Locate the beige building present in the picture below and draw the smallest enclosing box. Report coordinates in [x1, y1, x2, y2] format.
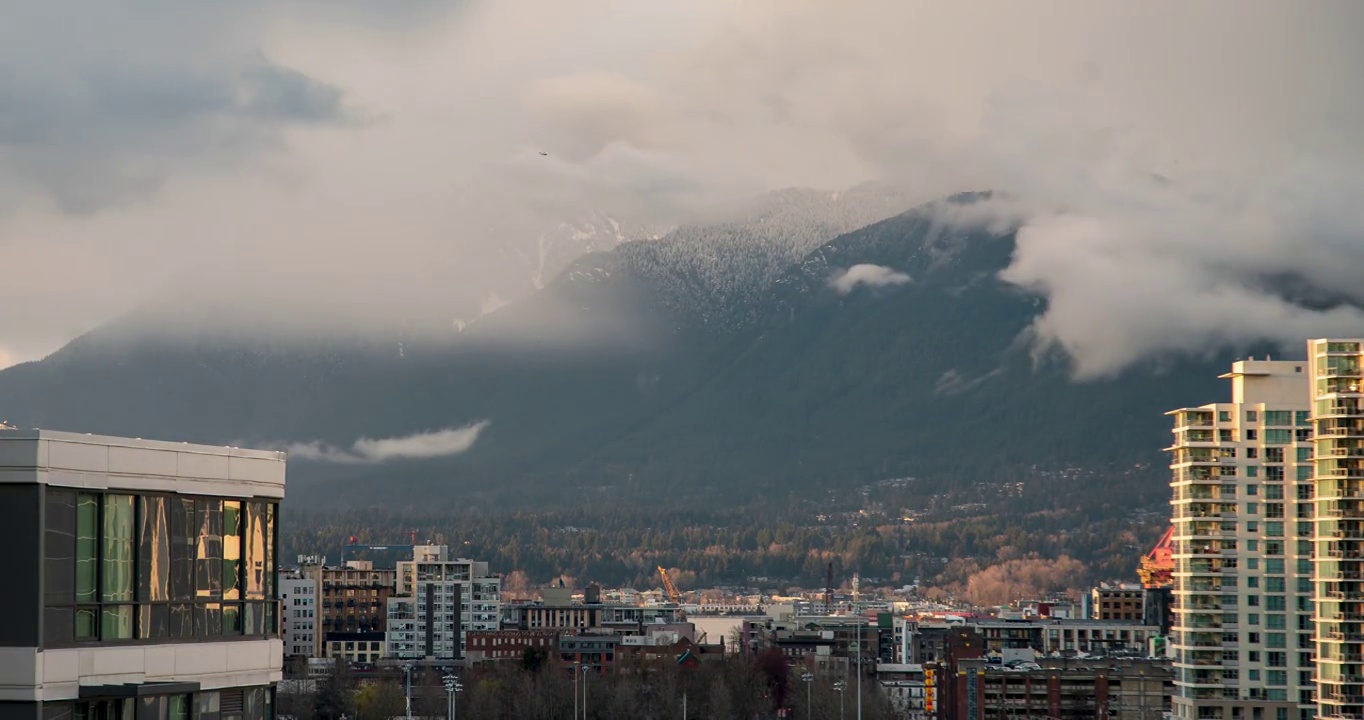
[1167, 359, 1315, 720]
[1310, 339, 1364, 720]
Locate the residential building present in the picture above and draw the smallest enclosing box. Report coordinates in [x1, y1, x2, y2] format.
[559, 635, 620, 674]
[1091, 583, 1146, 621]
[1167, 359, 1316, 720]
[0, 429, 284, 720]
[280, 576, 318, 658]
[969, 618, 1159, 656]
[1310, 339, 1364, 720]
[875, 664, 929, 720]
[465, 629, 560, 664]
[322, 631, 384, 665]
[385, 545, 500, 661]
[954, 655, 1172, 720]
[312, 561, 394, 636]
[499, 584, 687, 635]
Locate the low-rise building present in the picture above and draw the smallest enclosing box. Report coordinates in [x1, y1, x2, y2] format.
[954, 655, 1172, 720]
[1091, 583, 1146, 621]
[465, 629, 560, 664]
[323, 631, 385, 665]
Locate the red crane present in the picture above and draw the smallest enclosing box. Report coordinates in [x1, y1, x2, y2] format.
[1138, 526, 1175, 589]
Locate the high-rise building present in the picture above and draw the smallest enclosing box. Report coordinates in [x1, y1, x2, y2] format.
[385, 545, 500, 661]
[1167, 359, 1316, 720]
[0, 429, 284, 720]
[280, 575, 317, 658]
[1309, 339, 1364, 720]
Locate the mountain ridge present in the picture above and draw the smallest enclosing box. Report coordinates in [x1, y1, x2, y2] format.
[0, 191, 1259, 510]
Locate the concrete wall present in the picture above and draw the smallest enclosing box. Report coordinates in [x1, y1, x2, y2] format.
[0, 639, 283, 702]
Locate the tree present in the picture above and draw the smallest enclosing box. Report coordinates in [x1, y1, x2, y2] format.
[314, 661, 354, 720]
[521, 646, 548, 673]
[354, 680, 405, 720]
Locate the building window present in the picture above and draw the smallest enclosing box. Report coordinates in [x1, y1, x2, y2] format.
[43, 490, 278, 647]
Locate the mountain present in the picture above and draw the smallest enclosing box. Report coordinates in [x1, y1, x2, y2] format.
[0, 191, 1244, 510]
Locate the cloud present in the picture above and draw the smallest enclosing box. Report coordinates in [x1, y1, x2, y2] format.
[0, 1, 1361, 375]
[830, 264, 912, 295]
[273, 422, 490, 464]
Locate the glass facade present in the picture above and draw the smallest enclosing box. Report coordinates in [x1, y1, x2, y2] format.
[43, 488, 278, 647]
[40, 687, 272, 720]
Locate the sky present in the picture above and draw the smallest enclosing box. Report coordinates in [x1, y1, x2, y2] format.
[2, 1, 1363, 375]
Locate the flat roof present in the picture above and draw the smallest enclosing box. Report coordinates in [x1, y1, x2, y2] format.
[0, 428, 286, 499]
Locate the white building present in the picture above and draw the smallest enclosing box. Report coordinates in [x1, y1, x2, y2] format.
[1309, 339, 1364, 720]
[0, 429, 285, 720]
[385, 545, 500, 660]
[1167, 359, 1315, 720]
[280, 576, 318, 658]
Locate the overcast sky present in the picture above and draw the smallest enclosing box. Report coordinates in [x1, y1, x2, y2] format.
[2, 1, 1362, 374]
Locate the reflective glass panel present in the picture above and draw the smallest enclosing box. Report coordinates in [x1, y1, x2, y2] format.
[138, 496, 169, 601]
[223, 501, 241, 600]
[195, 500, 223, 599]
[169, 499, 195, 601]
[102, 496, 135, 603]
[245, 504, 265, 600]
[76, 494, 99, 603]
[101, 605, 133, 640]
[45, 489, 76, 605]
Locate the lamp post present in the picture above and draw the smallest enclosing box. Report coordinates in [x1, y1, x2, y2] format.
[849, 641, 862, 720]
[442, 674, 462, 720]
[801, 672, 814, 718]
[402, 664, 414, 720]
[833, 680, 847, 720]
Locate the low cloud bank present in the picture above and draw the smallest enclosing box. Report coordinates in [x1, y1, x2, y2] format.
[273, 422, 491, 464]
[830, 264, 912, 295]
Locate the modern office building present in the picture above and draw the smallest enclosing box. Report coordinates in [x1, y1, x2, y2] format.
[0, 429, 284, 720]
[279, 576, 317, 659]
[1167, 359, 1316, 720]
[1309, 339, 1364, 720]
[385, 545, 500, 661]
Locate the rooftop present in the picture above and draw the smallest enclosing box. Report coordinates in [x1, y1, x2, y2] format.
[0, 428, 286, 498]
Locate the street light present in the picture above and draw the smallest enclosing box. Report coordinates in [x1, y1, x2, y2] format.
[801, 672, 814, 719]
[833, 680, 847, 720]
[402, 664, 415, 720]
[849, 641, 862, 720]
[442, 674, 463, 720]
[572, 661, 590, 720]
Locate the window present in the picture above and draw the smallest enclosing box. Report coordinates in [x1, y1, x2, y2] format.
[1264, 411, 1292, 426]
[1295, 411, 1311, 426]
[1247, 411, 1259, 422]
[1220, 411, 1232, 422]
[1296, 447, 1312, 462]
[1265, 429, 1292, 445]
[1247, 429, 1258, 440]
[42, 489, 278, 646]
[1297, 466, 1312, 481]
[1247, 467, 1259, 479]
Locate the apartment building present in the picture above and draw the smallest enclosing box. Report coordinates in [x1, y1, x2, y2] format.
[385, 545, 501, 661]
[311, 561, 394, 636]
[0, 430, 284, 720]
[1092, 583, 1146, 621]
[280, 576, 317, 658]
[1167, 359, 1316, 720]
[1309, 339, 1364, 720]
[954, 656, 1172, 720]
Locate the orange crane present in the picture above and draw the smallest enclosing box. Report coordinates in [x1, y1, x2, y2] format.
[1137, 526, 1175, 589]
[657, 566, 682, 605]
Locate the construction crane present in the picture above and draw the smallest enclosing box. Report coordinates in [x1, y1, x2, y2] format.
[657, 566, 682, 605]
[1137, 526, 1175, 589]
